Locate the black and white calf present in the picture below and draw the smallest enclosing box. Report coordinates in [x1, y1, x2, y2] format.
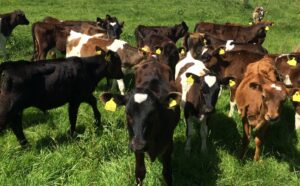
[0, 10, 29, 59]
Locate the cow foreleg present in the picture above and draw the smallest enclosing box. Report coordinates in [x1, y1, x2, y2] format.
[85, 95, 101, 129]
[241, 118, 250, 159]
[184, 117, 193, 155]
[200, 116, 208, 153]
[253, 125, 267, 161]
[162, 142, 173, 186]
[68, 102, 80, 136]
[0, 34, 8, 60]
[10, 112, 28, 146]
[135, 152, 146, 186]
[228, 88, 236, 117]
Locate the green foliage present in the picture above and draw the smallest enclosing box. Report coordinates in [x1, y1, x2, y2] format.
[0, 0, 300, 185]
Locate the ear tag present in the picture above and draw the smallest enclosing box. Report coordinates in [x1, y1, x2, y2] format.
[203, 39, 207, 45]
[219, 48, 225, 55]
[104, 98, 117, 112]
[229, 79, 236, 87]
[292, 92, 300, 102]
[105, 54, 111, 62]
[180, 49, 185, 55]
[187, 75, 194, 85]
[141, 46, 150, 53]
[96, 50, 102, 55]
[287, 57, 297, 67]
[168, 98, 177, 108]
[155, 48, 161, 55]
[265, 26, 270, 31]
[249, 22, 253, 25]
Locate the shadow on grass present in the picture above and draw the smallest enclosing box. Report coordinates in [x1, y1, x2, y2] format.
[22, 109, 52, 129]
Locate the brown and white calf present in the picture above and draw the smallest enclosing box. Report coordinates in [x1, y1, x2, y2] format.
[101, 60, 181, 186]
[235, 62, 287, 161]
[175, 51, 221, 154]
[0, 10, 29, 59]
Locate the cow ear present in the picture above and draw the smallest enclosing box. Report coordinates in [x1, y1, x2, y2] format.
[100, 92, 127, 107]
[219, 76, 236, 86]
[249, 82, 263, 91]
[95, 46, 104, 55]
[138, 45, 151, 56]
[287, 88, 300, 97]
[106, 15, 111, 19]
[154, 46, 162, 55]
[162, 92, 182, 109]
[178, 47, 186, 55]
[119, 21, 124, 27]
[96, 17, 103, 23]
[185, 73, 202, 83]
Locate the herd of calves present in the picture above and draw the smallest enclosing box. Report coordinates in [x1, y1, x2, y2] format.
[0, 8, 300, 185]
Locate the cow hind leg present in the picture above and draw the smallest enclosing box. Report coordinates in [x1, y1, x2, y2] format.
[10, 112, 28, 146]
[68, 102, 80, 136]
[241, 118, 250, 159]
[162, 142, 173, 186]
[85, 95, 101, 129]
[228, 88, 236, 117]
[184, 117, 193, 155]
[135, 152, 146, 186]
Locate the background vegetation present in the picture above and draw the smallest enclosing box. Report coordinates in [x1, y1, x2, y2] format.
[0, 0, 300, 185]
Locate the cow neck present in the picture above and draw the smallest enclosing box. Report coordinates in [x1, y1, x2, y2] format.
[1, 16, 16, 37]
[273, 54, 287, 82]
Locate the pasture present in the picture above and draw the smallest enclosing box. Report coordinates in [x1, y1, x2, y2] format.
[1, 0, 300, 185]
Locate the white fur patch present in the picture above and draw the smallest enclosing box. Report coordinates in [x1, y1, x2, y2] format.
[107, 39, 127, 52]
[117, 79, 125, 95]
[175, 51, 207, 79]
[110, 22, 117, 26]
[66, 31, 104, 57]
[295, 113, 300, 130]
[201, 47, 208, 55]
[134, 93, 148, 103]
[225, 40, 235, 51]
[204, 75, 216, 87]
[284, 75, 292, 86]
[271, 83, 282, 91]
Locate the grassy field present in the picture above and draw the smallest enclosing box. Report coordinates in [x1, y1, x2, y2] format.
[1, 0, 300, 185]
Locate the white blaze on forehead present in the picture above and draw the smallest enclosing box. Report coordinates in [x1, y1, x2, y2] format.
[110, 22, 117, 26]
[201, 47, 208, 55]
[284, 75, 292, 86]
[204, 75, 217, 87]
[134, 93, 148, 103]
[175, 51, 207, 79]
[225, 40, 235, 51]
[107, 39, 127, 52]
[271, 83, 282, 91]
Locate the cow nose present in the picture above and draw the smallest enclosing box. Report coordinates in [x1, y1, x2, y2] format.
[265, 114, 279, 122]
[131, 137, 146, 151]
[204, 105, 214, 113]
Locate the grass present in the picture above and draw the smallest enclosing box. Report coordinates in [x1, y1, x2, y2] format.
[1, 0, 300, 185]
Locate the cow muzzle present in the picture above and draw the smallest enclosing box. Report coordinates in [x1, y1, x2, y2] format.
[265, 114, 279, 123]
[203, 105, 214, 114]
[130, 137, 147, 152]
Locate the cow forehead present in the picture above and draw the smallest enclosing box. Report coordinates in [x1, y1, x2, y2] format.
[107, 39, 127, 52]
[110, 22, 117, 26]
[204, 75, 217, 87]
[134, 93, 148, 103]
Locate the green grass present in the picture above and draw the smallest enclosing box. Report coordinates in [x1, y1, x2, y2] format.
[1, 0, 300, 185]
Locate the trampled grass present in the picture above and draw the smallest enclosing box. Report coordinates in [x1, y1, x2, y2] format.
[0, 0, 300, 185]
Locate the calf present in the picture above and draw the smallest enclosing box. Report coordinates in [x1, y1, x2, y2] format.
[0, 50, 123, 146]
[194, 21, 272, 45]
[101, 60, 181, 185]
[252, 6, 265, 24]
[0, 10, 29, 59]
[66, 31, 153, 94]
[273, 53, 300, 129]
[175, 51, 220, 153]
[31, 15, 123, 60]
[135, 21, 188, 48]
[235, 71, 287, 161]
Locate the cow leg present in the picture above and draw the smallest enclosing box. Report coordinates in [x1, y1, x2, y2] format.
[117, 79, 125, 95]
[241, 118, 250, 159]
[295, 112, 300, 130]
[184, 117, 193, 155]
[135, 152, 146, 186]
[10, 112, 28, 146]
[85, 95, 101, 129]
[253, 125, 267, 161]
[0, 34, 8, 60]
[162, 142, 173, 186]
[200, 116, 208, 153]
[68, 102, 80, 136]
[228, 88, 236, 117]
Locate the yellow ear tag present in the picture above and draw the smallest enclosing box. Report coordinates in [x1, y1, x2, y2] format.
[155, 48, 161, 55]
[187, 75, 194, 85]
[219, 48, 225, 55]
[105, 54, 111, 62]
[287, 57, 297, 67]
[265, 26, 270, 31]
[141, 46, 150, 53]
[249, 22, 253, 25]
[229, 79, 236, 87]
[180, 49, 185, 55]
[292, 92, 300, 102]
[104, 98, 117, 112]
[168, 98, 177, 108]
[96, 50, 102, 55]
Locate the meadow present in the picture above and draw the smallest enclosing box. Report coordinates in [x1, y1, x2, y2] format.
[0, 0, 300, 185]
